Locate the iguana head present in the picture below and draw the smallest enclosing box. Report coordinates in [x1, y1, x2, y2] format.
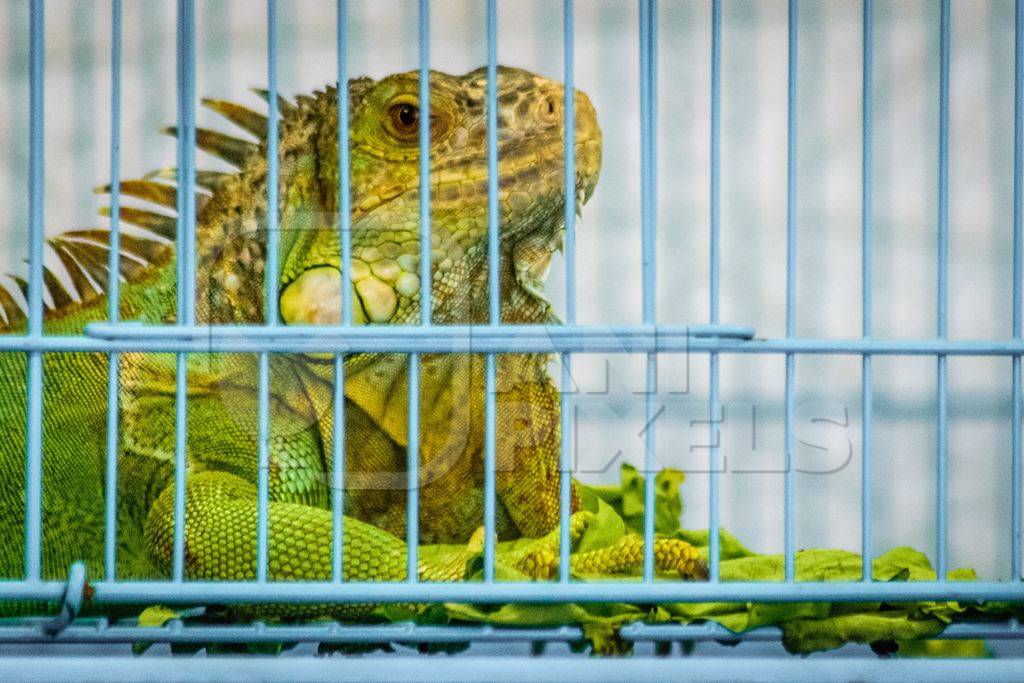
[277, 66, 601, 327]
[0, 68, 599, 331]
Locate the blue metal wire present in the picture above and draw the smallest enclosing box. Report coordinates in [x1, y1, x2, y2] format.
[338, 3, 353, 329]
[25, 1, 44, 340]
[12, 656, 1024, 681]
[42, 321, 755, 346]
[331, 353, 346, 582]
[1015, 0, 1024, 583]
[23, 0, 45, 582]
[709, 0, 721, 327]
[860, 0, 874, 584]
[45, 324, 1024, 357]
[7, 655, 1024, 681]
[171, 351, 188, 584]
[936, 0, 950, 580]
[103, 0, 123, 582]
[563, 2, 577, 329]
[333, 0, 350, 584]
[418, 0, 432, 326]
[265, 0, 281, 312]
[172, 0, 197, 584]
[106, 4, 122, 326]
[405, 0, 431, 586]
[406, 353, 420, 582]
[175, 6, 197, 327]
[483, 0, 499, 583]
[558, 0, 576, 584]
[483, 350, 497, 582]
[640, 0, 656, 328]
[487, 0, 500, 330]
[624, 619, 1024, 643]
[783, 0, 798, 583]
[255, 0, 280, 585]
[0, 618, 1017, 646]
[559, 353, 572, 583]
[0, 578, 1021, 605]
[639, 0, 658, 583]
[256, 352, 271, 582]
[708, 0, 722, 582]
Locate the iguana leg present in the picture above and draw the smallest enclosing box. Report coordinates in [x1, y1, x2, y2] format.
[143, 470, 476, 620]
[146, 471, 394, 582]
[495, 361, 580, 538]
[145, 470, 470, 584]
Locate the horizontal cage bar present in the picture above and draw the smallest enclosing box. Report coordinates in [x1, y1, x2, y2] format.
[0, 619, 1018, 646]
[0, 580, 1022, 605]
[2, 656, 1024, 681]
[2, 324, 1023, 356]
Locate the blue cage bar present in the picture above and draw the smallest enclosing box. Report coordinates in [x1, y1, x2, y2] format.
[860, 0, 874, 585]
[707, 0, 723, 585]
[783, 0, 797, 583]
[332, 0, 352, 584]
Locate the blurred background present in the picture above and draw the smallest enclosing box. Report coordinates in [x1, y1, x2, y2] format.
[0, 0, 1019, 584]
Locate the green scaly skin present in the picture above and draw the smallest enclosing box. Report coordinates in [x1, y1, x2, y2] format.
[0, 67, 704, 621]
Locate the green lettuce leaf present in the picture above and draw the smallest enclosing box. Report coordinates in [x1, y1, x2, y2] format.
[440, 466, 1023, 656]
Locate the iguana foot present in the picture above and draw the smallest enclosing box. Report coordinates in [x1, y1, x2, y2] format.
[506, 511, 594, 579]
[571, 535, 708, 581]
[505, 512, 708, 581]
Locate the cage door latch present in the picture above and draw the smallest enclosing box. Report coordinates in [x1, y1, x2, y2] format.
[43, 561, 87, 636]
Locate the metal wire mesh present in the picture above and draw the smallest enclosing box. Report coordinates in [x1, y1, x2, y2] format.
[1, 0, 1023, 665]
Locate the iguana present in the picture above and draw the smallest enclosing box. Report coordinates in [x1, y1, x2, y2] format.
[0, 66, 706, 620]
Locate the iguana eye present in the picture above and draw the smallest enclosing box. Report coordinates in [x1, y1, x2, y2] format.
[387, 102, 419, 138]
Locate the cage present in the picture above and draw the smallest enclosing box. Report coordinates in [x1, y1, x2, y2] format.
[0, 0, 1023, 679]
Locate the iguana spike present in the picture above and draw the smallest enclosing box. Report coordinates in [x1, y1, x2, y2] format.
[64, 230, 170, 267]
[195, 193, 211, 214]
[42, 267, 74, 310]
[161, 126, 258, 168]
[195, 170, 230, 191]
[99, 206, 176, 241]
[50, 240, 109, 292]
[52, 241, 102, 301]
[33, 259, 93, 312]
[201, 98, 268, 138]
[61, 236, 153, 283]
[250, 87, 295, 115]
[144, 167, 230, 192]
[95, 179, 178, 210]
[117, 253, 150, 281]
[294, 93, 316, 109]
[11, 276, 29, 300]
[0, 279, 23, 325]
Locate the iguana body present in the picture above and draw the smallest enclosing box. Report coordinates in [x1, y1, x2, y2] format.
[0, 67, 704, 618]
